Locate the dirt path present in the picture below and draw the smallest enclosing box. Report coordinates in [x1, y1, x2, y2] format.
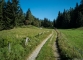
[27, 33, 53, 60]
[53, 31, 61, 60]
[53, 41, 61, 60]
[53, 32, 61, 60]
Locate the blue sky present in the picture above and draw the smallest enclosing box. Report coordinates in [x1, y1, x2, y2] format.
[20, 0, 80, 21]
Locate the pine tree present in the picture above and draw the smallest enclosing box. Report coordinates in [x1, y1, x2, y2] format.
[12, 0, 20, 27]
[70, 3, 79, 28]
[0, 0, 3, 30]
[41, 18, 52, 28]
[3, 0, 13, 29]
[56, 11, 63, 28]
[77, 12, 83, 27]
[17, 8, 25, 26]
[54, 0, 83, 28]
[81, 0, 83, 5]
[32, 17, 40, 27]
[79, 0, 83, 14]
[62, 9, 70, 28]
[0, 0, 4, 30]
[53, 19, 56, 27]
[75, 3, 79, 9]
[25, 8, 34, 25]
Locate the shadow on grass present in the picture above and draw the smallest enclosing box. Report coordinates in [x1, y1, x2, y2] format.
[55, 34, 72, 60]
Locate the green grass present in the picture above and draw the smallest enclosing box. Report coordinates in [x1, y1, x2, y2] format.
[36, 30, 56, 60]
[57, 29, 83, 59]
[0, 26, 52, 60]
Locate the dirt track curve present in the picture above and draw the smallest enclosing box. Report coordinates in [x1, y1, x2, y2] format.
[27, 30, 61, 60]
[27, 32, 53, 60]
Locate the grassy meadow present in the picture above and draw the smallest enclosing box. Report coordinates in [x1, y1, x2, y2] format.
[57, 29, 83, 59]
[0, 25, 52, 60]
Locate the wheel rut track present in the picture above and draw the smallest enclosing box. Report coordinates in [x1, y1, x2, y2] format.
[27, 33, 53, 60]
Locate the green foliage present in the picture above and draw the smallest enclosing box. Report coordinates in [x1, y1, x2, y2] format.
[25, 8, 34, 25]
[41, 18, 53, 28]
[25, 9, 42, 27]
[0, 0, 26, 30]
[0, 0, 4, 30]
[77, 12, 83, 27]
[17, 8, 25, 26]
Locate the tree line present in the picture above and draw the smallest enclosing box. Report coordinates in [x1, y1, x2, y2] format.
[0, 0, 25, 30]
[0, 0, 53, 30]
[53, 0, 83, 29]
[25, 8, 53, 28]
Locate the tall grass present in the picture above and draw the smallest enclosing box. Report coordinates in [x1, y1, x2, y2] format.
[57, 29, 83, 59]
[0, 26, 52, 60]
